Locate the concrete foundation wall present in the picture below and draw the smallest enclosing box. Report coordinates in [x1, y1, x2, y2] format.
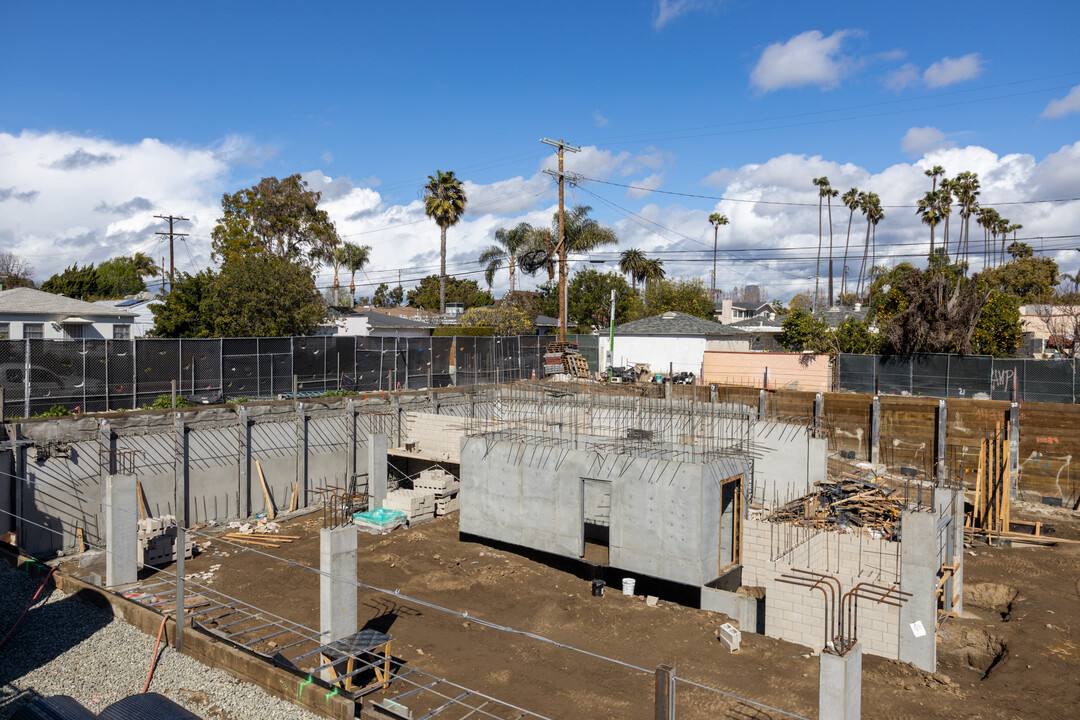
[3, 397, 398, 556]
[740, 518, 902, 658]
[459, 433, 748, 587]
[753, 421, 827, 501]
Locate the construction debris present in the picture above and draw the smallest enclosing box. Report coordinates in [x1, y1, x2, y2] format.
[766, 474, 903, 537]
[414, 468, 460, 517]
[137, 515, 195, 566]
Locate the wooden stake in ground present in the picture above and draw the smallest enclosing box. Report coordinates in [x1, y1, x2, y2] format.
[289, 480, 299, 512]
[254, 460, 275, 521]
[136, 481, 151, 520]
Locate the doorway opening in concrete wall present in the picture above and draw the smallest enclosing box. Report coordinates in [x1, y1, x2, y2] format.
[719, 474, 743, 574]
[581, 478, 612, 565]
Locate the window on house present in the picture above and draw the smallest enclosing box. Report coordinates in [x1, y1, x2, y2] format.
[113, 324, 131, 340]
[62, 323, 84, 340]
[0, 323, 8, 339]
[23, 323, 43, 340]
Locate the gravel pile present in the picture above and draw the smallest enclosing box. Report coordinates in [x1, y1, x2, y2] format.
[0, 562, 327, 720]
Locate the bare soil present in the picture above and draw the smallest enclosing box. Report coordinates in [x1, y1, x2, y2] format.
[96, 505, 1080, 720]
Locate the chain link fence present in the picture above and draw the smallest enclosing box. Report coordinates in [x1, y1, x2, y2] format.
[0, 334, 604, 419]
[838, 353, 1079, 403]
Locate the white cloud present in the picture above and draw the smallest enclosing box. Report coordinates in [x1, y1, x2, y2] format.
[923, 53, 984, 88]
[652, 0, 718, 30]
[626, 173, 665, 199]
[750, 30, 856, 92]
[1042, 85, 1080, 118]
[593, 110, 610, 127]
[884, 62, 920, 91]
[321, 151, 334, 164]
[900, 126, 956, 157]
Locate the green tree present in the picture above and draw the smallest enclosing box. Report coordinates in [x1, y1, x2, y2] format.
[388, 285, 404, 307]
[778, 308, 832, 353]
[834, 317, 881, 354]
[372, 283, 392, 307]
[422, 170, 467, 314]
[540, 269, 636, 329]
[131, 252, 160, 280]
[203, 254, 325, 337]
[406, 275, 492, 312]
[210, 174, 338, 265]
[338, 241, 371, 306]
[458, 305, 534, 336]
[617, 248, 649, 291]
[639, 277, 712, 319]
[970, 291, 1022, 357]
[708, 213, 729, 300]
[479, 222, 531, 293]
[981, 254, 1059, 304]
[554, 205, 619, 331]
[96, 256, 147, 297]
[41, 263, 101, 298]
[148, 269, 216, 338]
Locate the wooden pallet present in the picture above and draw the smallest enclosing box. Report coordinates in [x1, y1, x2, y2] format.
[563, 353, 590, 378]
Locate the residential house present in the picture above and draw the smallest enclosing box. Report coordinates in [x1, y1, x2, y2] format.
[1018, 304, 1080, 356]
[715, 298, 779, 324]
[333, 308, 434, 338]
[611, 311, 731, 377]
[92, 294, 161, 337]
[0, 287, 136, 341]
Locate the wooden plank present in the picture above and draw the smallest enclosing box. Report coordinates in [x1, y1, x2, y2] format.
[255, 460, 275, 521]
[289, 480, 299, 512]
[157, 594, 210, 615]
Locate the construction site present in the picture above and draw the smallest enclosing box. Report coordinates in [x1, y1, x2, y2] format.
[2, 380, 1079, 720]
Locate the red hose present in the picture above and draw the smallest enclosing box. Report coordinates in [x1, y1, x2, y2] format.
[143, 614, 169, 693]
[0, 566, 56, 651]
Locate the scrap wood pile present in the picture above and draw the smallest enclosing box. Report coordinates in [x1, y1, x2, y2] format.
[767, 473, 903, 536]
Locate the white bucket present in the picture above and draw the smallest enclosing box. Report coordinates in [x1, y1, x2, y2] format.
[622, 578, 636, 596]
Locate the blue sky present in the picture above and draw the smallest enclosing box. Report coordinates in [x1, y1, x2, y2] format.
[3, 1, 1080, 299]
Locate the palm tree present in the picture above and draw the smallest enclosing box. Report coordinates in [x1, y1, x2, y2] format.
[938, 181, 954, 255]
[618, 248, 649, 291]
[338, 242, 371, 307]
[708, 213, 729, 302]
[552, 205, 618, 330]
[856, 192, 880, 300]
[925, 165, 945, 193]
[953, 171, 981, 263]
[641, 257, 666, 311]
[825, 187, 838, 306]
[132, 251, 159, 279]
[917, 190, 941, 255]
[840, 188, 860, 300]
[479, 222, 531, 294]
[812, 177, 831, 311]
[422, 170, 467, 314]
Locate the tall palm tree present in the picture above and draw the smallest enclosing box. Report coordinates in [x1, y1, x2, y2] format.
[553, 205, 618, 328]
[641, 257, 666, 312]
[338, 242, 371, 307]
[618, 248, 649, 291]
[825, 187, 838, 306]
[938, 180, 954, 255]
[925, 165, 945, 193]
[856, 191, 880, 300]
[708, 212, 729, 302]
[131, 251, 160, 279]
[812, 176, 831, 311]
[917, 190, 941, 255]
[422, 170, 467, 314]
[840, 187, 860, 300]
[479, 222, 531, 294]
[954, 171, 981, 263]
[868, 197, 884, 281]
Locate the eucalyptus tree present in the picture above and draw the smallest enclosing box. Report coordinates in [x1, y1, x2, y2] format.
[422, 170, 468, 313]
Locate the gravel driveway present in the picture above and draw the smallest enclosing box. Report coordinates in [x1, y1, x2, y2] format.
[0, 562, 328, 720]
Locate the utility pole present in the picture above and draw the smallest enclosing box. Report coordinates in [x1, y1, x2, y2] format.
[155, 215, 189, 292]
[541, 138, 581, 343]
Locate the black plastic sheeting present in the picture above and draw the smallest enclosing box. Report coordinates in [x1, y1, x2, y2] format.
[11, 693, 201, 720]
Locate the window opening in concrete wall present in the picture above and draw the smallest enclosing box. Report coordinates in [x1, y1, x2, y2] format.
[581, 478, 612, 565]
[719, 474, 743, 574]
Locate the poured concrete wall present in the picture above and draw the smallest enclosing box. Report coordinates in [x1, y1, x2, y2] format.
[2, 397, 399, 556]
[459, 433, 749, 587]
[753, 421, 828, 502]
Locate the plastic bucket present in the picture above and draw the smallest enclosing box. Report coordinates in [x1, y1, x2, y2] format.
[591, 579, 605, 597]
[622, 578, 636, 596]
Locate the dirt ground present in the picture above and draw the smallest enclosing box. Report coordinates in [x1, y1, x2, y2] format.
[85, 502, 1080, 720]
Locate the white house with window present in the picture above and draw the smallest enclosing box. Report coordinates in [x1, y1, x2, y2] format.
[0, 287, 137, 341]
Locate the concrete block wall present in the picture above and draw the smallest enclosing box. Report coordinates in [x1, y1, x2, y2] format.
[405, 412, 470, 463]
[740, 518, 901, 658]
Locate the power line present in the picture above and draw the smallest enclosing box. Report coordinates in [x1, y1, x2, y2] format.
[154, 215, 189, 291]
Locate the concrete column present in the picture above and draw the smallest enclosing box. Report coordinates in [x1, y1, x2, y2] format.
[8, 423, 23, 539]
[818, 644, 862, 720]
[1009, 402, 1019, 497]
[319, 526, 357, 645]
[935, 399, 947, 485]
[709, 384, 717, 404]
[369, 433, 388, 508]
[237, 405, 249, 519]
[757, 389, 766, 420]
[870, 396, 880, 464]
[105, 473, 137, 587]
[898, 510, 937, 672]
[173, 413, 186, 527]
[295, 402, 307, 509]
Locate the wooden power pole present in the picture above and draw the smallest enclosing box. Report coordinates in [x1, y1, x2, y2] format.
[155, 214, 189, 292]
[541, 138, 580, 342]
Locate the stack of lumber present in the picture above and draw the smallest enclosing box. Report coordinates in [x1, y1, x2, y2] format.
[414, 468, 460, 516]
[766, 473, 903, 536]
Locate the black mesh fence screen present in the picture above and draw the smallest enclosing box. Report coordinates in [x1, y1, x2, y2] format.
[837, 354, 876, 394]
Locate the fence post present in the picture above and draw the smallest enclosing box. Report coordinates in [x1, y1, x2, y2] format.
[174, 412, 186, 527]
[23, 338, 30, 418]
[945, 354, 951, 398]
[171, 379, 177, 410]
[218, 338, 224, 401]
[654, 664, 675, 720]
[132, 339, 138, 410]
[100, 339, 106, 412]
[1009, 402, 1020, 498]
[936, 399, 946, 485]
[238, 404, 250, 519]
[175, 525, 185, 651]
[870, 396, 880, 465]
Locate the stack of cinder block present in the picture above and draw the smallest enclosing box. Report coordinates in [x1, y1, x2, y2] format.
[414, 468, 460, 516]
[137, 515, 195, 566]
[383, 489, 436, 526]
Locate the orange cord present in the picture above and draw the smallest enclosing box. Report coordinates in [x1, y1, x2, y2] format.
[0, 566, 56, 651]
[143, 614, 169, 693]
